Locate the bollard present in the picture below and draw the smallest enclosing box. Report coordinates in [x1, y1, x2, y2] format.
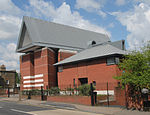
[41, 86, 44, 101]
[90, 83, 94, 106]
[107, 82, 109, 107]
[19, 90, 22, 101]
[8, 87, 10, 98]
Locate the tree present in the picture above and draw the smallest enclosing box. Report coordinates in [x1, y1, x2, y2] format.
[115, 43, 150, 90]
[15, 72, 20, 84]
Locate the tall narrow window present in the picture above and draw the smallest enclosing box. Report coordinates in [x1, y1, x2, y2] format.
[115, 57, 120, 65]
[58, 66, 63, 72]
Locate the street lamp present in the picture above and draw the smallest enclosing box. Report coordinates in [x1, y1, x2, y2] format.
[6, 80, 10, 98]
[141, 88, 149, 94]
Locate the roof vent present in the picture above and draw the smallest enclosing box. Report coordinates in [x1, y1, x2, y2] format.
[87, 40, 96, 48]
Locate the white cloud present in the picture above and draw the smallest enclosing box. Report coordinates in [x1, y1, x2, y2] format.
[28, 0, 110, 36]
[0, 0, 110, 72]
[0, 0, 21, 15]
[108, 23, 114, 28]
[0, 0, 22, 40]
[0, 43, 20, 71]
[112, 2, 150, 49]
[115, 0, 126, 6]
[0, 0, 22, 71]
[98, 10, 107, 18]
[28, 0, 56, 19]
[75, 0, 106, 18]
[133, 0, 150, 5]
[0, 15, 21, 40]
[75, 0, 101, 11]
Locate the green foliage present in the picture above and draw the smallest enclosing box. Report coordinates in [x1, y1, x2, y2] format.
[114, 43, 150, 90]
[22, 87, 60, 96]
[30, 89, 41, 95]
[67, 87, 74, 92]
[22, 90, 29, 95]
[22, 89, 41, 95]
[49, 87, 60, 95]
[78, 84, 95, 96]
[0, 86, 2, 89]
[15, 72, 20, 84]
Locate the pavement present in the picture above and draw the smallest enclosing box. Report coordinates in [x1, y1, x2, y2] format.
[0, 100, 101, 115]
[0, 95, 150, 115]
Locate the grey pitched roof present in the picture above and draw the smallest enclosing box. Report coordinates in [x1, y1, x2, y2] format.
[109, 40, 125, 50]
[16, 16, 110, 53]
[54, 44, 127, 66]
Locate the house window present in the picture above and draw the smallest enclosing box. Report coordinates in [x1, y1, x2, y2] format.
[106, 57, 115, 65]
[115, 57, 120, 65]
[58, 66, 63, 72]
[106, 57, 120, 65]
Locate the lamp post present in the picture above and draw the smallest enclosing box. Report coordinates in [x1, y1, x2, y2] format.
[142, 88, 149, 101]
[142, 88, 149, 111]
[6, 80, 10, 98]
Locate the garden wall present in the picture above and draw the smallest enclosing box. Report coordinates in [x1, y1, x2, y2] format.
[22, 95, 91, 105]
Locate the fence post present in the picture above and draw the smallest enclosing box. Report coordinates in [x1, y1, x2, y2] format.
[19, 90, 22, 101]
[70, 84, 71, 96]
[90, 83, 94, 106]
[125, 85, 128, 109]
[28, 90, 31, 99]
[107, 82, 109, 107]
[94, 92, 97, 104]
[41, 86, 44, 101]
[8, 87, 10, 98]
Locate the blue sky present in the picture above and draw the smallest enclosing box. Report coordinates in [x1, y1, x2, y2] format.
[0, 0, 150, 71]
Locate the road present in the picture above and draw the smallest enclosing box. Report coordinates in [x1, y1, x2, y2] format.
[0, 100, 102, 115]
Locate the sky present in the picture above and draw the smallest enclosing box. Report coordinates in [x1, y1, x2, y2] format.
[0, 0, 150, 72]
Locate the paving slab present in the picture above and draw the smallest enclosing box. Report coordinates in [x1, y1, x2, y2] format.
[0, 97, 150, 115]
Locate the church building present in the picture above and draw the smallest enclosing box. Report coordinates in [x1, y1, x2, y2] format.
[16, 16, 126, 92]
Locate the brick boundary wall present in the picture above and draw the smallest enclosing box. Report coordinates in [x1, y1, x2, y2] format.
[47, 96, 91, 105]
[22, 95, 91, 105]
[114, 87, 126, 106]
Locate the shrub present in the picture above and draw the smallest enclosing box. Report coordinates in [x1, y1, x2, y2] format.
[49, 87, 60, 95]
[67, 87, 74, 92]
[0, 86, 3, 89]
[22, 89, 41, 95]
[78, 84, 95, 96]
[31, 89, 41, 95]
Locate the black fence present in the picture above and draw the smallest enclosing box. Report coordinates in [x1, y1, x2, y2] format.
[0, 87, 20, 97]
[22, 82, 118, 106]
[22, 84, 92, 97]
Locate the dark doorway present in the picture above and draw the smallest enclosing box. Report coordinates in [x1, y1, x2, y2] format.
[78, 78, 88, 85]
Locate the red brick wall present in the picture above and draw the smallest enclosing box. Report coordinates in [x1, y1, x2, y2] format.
[47, 96, 91, 105]
[58, 51, 76, 62]
[22, 95, 91, 105]
[58, 58, 120, 90]
[20, 48, 57, 90]
[114, 87, 126, 106]
[20, 53, 34, 90]
[20, 48, 77, 91]
[34, 48, 56, 89]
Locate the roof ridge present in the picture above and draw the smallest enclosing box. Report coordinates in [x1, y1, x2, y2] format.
[23, 16, 109, 37]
